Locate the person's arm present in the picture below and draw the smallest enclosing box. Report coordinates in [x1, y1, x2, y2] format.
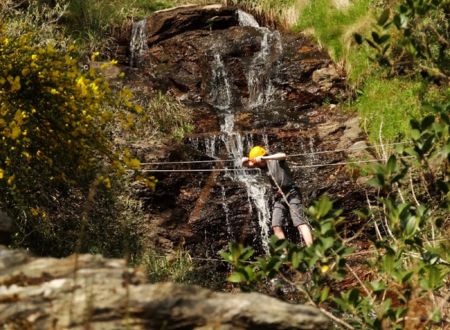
[242, 157, 251, 167]
[262, 152, 287, 161]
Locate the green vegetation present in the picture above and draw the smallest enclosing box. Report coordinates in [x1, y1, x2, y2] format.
[221, 1, 449, 328]
[0, 23, 150, 256]
[0, 1, 185, 257]
[292, 0, 448, 142]
[294, 0, 374, 83]
[142, 250, 195, 283]
[354, 77, 423, 141]
[222, 109, 450, 329]
[64, 0, 173, 50]
[1, 3, 448, 327]
[140, 92, 194, 141]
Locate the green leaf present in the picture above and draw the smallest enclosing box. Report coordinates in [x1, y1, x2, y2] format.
[371, 31, 381, 44]
[370, 280, 386, 292]
[316, 195, 333, 218]
[241, 248, 254, 261]
[421, 115, 435, 130]
[410, 129, 421, 140]
[320, 286, 330, 303]
[367, 177, 383, 188]
[386, 155, 397, 175]
[291, 251, 302, 268]
[321, 237, 334, 251]
[427, 266, 444, 289]
[377, 9, 390, 26]
[228, 271, 246, 283]
[348, 288, 360, 305]
[378, 34, 390, 44]
[400, 271, 414, 283]
[383, 252, 396, 275]
[354, 33, 364, 44]
[403, 215, 419, 237]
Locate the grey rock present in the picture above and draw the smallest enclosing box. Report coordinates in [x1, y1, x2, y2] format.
[0, 247, 330, 329]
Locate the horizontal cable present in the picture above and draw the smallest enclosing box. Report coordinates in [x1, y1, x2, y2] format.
[287, 141, 409, 158]
[140, 159, 235, 165]
[138, 141, 410, 166]
[291, 156, 413, 169]
[128, 168, 260, 173]
[128, 156, 413, 173]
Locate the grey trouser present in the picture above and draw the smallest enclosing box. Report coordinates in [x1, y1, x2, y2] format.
[272, 190, 307, 227]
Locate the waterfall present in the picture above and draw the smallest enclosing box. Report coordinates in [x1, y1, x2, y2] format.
[237, 9, 260, 28]
[130, 19, 148, 67]
[221, 132, 272, 252]
[210, 54, 233, 111]
[247, 28, 283, 109]
[207, 44, 273, 252]
[190, 12, 286, 253]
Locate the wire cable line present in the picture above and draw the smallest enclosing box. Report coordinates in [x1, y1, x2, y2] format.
[129, 156, 413, 173]
[138, 141, 410, 166]
[287, 141, 409, 158]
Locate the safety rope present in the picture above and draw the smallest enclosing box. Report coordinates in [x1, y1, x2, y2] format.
[287, 141, 409, 158]
[137, 141, 410, 166]
[129, 156, 413, 173]
[130, 168, 260, 173]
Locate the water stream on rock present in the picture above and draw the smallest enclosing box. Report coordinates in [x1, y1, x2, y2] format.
[199, 11, 284, 252]
[131, 10, 295, 254]
[130, 19, 148, 67]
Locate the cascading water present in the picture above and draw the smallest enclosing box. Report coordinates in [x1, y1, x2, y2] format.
[247, 29, 282, 109]
[237, 9, 260, 28]
[130, 19, 148, 67]
[189, 10, 284, 253]
[211, 54, 233, 111]
[237, 9, 282, 109]
[222, 133, 272, 252]
[205, 30, 275, 251]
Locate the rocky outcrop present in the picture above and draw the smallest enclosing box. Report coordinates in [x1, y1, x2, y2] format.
[0, 246, 330, 329]
[115, 5, 367, 257]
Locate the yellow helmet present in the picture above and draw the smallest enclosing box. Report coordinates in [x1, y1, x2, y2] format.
[248, 146, 267, 160]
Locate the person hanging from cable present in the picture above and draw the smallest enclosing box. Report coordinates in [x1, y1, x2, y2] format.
[242, 146, 313, 246]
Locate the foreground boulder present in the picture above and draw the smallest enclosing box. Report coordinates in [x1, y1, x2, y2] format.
[0, 246, 329, 329]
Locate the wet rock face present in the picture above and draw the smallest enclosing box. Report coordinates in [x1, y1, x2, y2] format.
[0, 247, 330, 329]
[118, 5, 364, 256]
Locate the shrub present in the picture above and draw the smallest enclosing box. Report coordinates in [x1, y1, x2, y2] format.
[221, 110, 450, 329]
[0, 27, 146, 256]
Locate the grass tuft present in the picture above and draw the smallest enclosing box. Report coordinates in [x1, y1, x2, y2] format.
[353, 77, 423, 142]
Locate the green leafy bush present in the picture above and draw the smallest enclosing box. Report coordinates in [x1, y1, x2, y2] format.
[221, 110, 449, 329]
[354, 0, 449, 80]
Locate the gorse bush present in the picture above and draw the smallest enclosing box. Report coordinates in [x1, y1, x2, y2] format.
[0, 27, 147, 256]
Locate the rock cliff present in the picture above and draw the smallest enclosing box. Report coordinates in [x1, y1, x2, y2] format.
[113, 5, 368, 258]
